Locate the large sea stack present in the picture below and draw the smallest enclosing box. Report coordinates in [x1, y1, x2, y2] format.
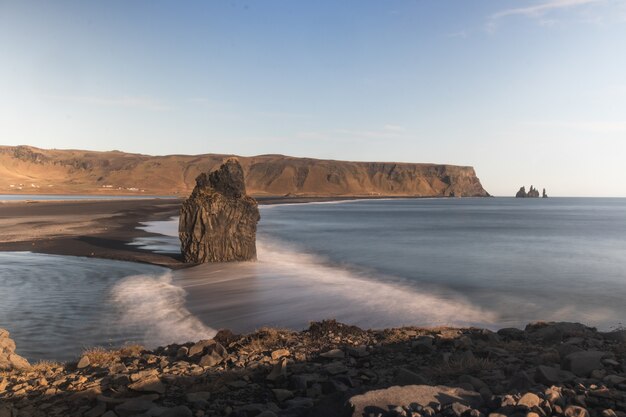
[179, 159, 260, 263]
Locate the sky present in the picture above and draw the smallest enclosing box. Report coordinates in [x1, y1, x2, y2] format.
[1, 0, 625, 196]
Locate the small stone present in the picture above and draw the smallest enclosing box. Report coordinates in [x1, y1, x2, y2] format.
[563, 351, 606, 377]
[185, 391, 211, 402]
[272, 388, 294, 402]
[450, 402, 471, 417]
[130, 369, 158, 382]
[324, 361, 348, 375]
[108, 362, 128, 374]
[603, 375, 626, 385]
[199, 350, 223, 367]
[564, 406, 590, 417]
[271, 349, 290, 360]
[128, 375, 166, 394]
[160, 406, 193, 417]
[188, 340, 215, 357]
[394, 368, 427, 386]
[285, 397, 315, 409]
[115, 399, 155, 417]
[84, 402, 107, 417]
[320, 349, 344, 359]
[517, 393, 541, 409]
[77, 355, 91, 369]
[267, 358, 287, 381]
[536, 365, 575, 385]
[176, 346, 189, 358]
[347, 345, 369, 358]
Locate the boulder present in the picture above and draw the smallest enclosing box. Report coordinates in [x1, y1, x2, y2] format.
[0, 329, 30, 371]
[563, 350, 607, 377]
[179, 158, 260, 263]
[347, 385, 482, 417]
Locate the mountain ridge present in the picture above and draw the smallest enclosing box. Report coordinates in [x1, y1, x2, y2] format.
[0, 145, 490, 197]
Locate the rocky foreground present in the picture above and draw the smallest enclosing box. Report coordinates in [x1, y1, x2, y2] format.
[1, 321, 625, 417]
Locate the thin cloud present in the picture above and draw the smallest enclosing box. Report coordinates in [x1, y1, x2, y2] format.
[491, 0, 603, 20]
[486, 0, 609, 32]
[447, 30, 469, 39]
[527, 120, 626, 133]
[54, 95, 169, 111]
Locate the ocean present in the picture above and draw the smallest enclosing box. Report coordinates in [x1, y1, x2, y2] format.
[1, 197, 625, 361]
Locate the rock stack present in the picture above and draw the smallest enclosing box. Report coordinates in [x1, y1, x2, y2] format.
[516, 185, 542, 198]
[0, 329, 30, 371]
[179, 158, 260, 263]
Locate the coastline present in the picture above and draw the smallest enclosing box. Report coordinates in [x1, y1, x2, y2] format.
[0, 198, 185, 269]
[1, 320, 625, 417]
[0, 195, 459, 268]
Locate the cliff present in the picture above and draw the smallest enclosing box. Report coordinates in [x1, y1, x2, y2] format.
[179, 159, 260, 263]
[0, 145, 490, 197]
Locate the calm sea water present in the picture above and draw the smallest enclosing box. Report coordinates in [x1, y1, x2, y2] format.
[2, 197, 625, 361]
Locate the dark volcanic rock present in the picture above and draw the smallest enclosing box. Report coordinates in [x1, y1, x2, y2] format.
[179, 159, 260, 263]
[516, 185, 541, 198]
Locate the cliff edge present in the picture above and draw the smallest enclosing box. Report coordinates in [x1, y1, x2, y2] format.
[0, 145, 490, 198]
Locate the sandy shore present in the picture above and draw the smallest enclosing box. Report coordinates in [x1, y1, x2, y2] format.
[0, 198, 185, 269]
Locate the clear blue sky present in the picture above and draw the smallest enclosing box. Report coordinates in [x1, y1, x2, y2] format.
[1, 0, 625, 196]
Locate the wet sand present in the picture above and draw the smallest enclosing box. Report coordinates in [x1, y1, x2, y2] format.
[0, 195, 426, 269]
[0, 196, 364, 268]
[0, 198, 185, 269]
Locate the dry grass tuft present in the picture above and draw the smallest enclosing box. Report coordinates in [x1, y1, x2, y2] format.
[119, 344, 144, 357]
[31, 360, 64, 372]
[243, 327, 292, 352]
[82, 344, 145, 366]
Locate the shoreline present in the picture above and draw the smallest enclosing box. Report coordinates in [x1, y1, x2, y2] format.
[1, 320, 625, 416]
[0, 198, 186, 269]
[0, 195, 463, 268]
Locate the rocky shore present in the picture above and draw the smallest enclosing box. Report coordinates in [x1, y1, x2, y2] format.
[1, 321, 625, 417]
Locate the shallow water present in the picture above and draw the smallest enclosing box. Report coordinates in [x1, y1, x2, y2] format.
[0, 253, 213, 361]
[136, 198, 626, 332]
[2, 197, 626, 361]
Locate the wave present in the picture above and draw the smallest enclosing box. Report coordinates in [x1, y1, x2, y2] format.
[254, 238, 497, 328]
[109, 272, 216, 347]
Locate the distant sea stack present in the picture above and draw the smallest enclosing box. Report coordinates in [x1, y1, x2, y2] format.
[0, 145, 490, 197]
[516, 185, 548, 198]
[179, 159, 260, 263]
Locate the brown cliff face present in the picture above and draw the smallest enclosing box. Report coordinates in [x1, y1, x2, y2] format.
[179, 159, 260, 263]
[0, 145, 490, 197]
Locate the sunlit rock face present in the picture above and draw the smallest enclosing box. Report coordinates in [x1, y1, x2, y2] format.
[0, 328, 30, 371]
[179, 159, 260, 263]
